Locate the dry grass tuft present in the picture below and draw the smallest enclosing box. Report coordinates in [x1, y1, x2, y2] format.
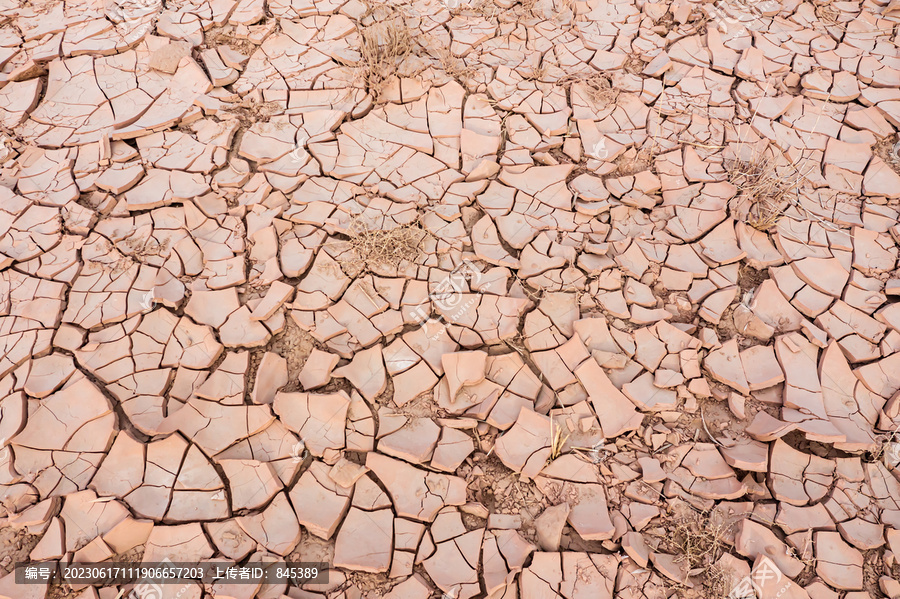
[355, 8, 414, 103]
[204, 25, 259, 54]
[814, 3, 846, 28]
[548, 418, 570, 462]
[874, 134, 900, 176]
[672, 511, 731, 568]
[524, 62, 548, 81]
[227, 99, 283, 127]
[609, 145, 656, 177]
[558, 72, 618, 106]
[668, 508, 740, 593]
[433, 44, 478, 83]
[345, 221, 429, 271]
[447, 0, 502, 18]
[622, 53, 646, 75]
[727, 152, 804, 231]
[868, 425, 900, 468]
[702, 562, 739, 598]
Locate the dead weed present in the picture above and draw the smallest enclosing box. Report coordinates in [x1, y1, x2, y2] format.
[814, 3, 844, 27]
[726, 151, 805, 231]
[447, 0, 503, 19]
[548, 418, 570, 461]
[874, 134, 900, 176]
[355, 5, 415, 102]
[668, 509, 740, 593]
[672, 510, 733, 568]
[609, 145, 656, 177]
[866, 425, 900, 468]
[622, 53, 645, 75]
[345, 220, 430, 271]
[226, 99, 284, 127]
[524, 61, 549, 81]
[558, 72, 619, 107]
[204, 25, 259, 54]
[517, 0, 578, 22]
[702, 562, 740, 598]
[433, 44, 479, 83]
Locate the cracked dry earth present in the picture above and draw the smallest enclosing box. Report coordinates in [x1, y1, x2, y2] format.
[3, 0, 900, 597]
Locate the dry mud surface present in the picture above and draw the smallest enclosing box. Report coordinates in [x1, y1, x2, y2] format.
[2, 0, 900, 597]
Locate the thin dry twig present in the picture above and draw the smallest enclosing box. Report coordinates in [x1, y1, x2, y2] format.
[700, 406, 725, 447]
